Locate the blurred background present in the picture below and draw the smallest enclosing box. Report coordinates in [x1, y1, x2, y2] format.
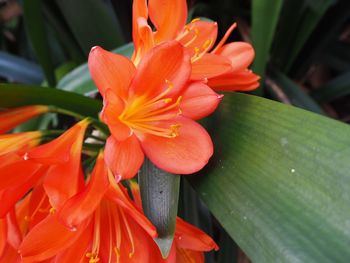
[0, 0, 349, 261]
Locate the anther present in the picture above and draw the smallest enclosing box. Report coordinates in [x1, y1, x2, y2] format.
[163, 98, 172, 103]
[49, 207, 56, 214]
[191, 18, 200, 23]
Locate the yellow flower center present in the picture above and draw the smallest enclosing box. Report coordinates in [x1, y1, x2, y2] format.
[118, 80, 182, 138]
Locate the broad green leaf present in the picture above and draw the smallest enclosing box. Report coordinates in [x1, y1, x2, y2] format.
[138, 159, 180, 258]
[0, 51, 43, 84]
[23, 0, 56, 86]
[311, 71, 350, 103]
[0, 84, 101, 118]
[189, 92, 350, 263]
[269, 68, 325, 114]
[57, 43, 134, 95]
[55, 0, 124, 56]
[251, 0, 282, 83]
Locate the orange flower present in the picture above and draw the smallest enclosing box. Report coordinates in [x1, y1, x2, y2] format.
[0, 183, 51, 263]
[19, 152, 157, 263]
[0, 119, 89, 218]
[89, 41, 219, 179]
[132, 0, 260, 91]
[0, 105, 49, 134]
[129, 181, 219, 263]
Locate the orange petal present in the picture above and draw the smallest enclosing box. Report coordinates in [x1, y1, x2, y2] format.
[6, 208, 22, 250]
[0, 105, 49, 134]
[0, 244, 19, 263]
[0, 155, 41, 191]
[181, 82, 223, 120]
[0, 131, 42, 156]
[178, 20, 218, 56]
[140, 116, 213, 174]
[176, 248, 204, 263]
[191, 53, 232, 80]
[208, 70, 260, 91]
[19, 215, 89, 262]
[106, 178, 157, 238]
[129, 181, 142, 209]
[88, 46, 136, 99]
[41, 121, 88, 209]
[130, 41, 191, 99]
[27, 119, 90, 165]
[132, 0, 148, 44]
[132, 17, 155, 65]
[149, 0, 187, 42]
[43, 157, 84, 210]
[216, 42, 255, 72]
[105, 135, 144, 180]
[175, 217, 219, 251]
[0, 219, 6, 256]
[54, 222, 92, 262]
[58, 152, 109, 230]
[101, 89, 132, 141]
[0, 167, 47, 218]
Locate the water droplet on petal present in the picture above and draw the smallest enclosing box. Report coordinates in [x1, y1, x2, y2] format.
[23, 152, 29, 160]
[115, 174, 122, 183]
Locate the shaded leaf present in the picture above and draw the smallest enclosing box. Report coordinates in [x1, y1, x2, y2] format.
[0, 84, 101, 118]
[23, 0, 56, 86]
[0, 51, 43, 84]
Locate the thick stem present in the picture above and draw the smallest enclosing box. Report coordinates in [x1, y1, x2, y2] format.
[138, 158, 180, 258]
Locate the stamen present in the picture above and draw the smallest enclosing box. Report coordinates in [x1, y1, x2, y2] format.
[107, 205, 113, 263]
[112, 205, 121, 263]
[211, 22, 237, 53]
[191, 39, 213, 62]
[118, 79, 182, 138]
[120, 209, 135, 259]
[49, 207, 56, 214]
[86, 207, 101, 263]
[191, 18, 201, 23]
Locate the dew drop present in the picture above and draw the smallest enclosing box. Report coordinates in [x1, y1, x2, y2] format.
[23, 152, 29, 161]
[115, 174, 122, 183]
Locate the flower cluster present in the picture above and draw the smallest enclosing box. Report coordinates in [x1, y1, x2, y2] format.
[0, 0, 258, 262]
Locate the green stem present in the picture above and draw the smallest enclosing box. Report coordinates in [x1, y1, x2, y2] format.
[48, 106, 110, 135]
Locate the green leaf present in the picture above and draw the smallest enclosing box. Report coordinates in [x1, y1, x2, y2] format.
[282, 0, 335, 71]
[190, 93, 350, 263]
[310, 71, 350, 103]
[0, 84, 101, 118]
[138, 159, 180, 258]
[251, 0, 283, 82]
[268, 68, 325, 115]
[42, 3, 85, 64]
[55, 0, 125, 55]
[23, 0, 56, 86]
[57, 43, 134, 95]
[0, 51, 43, 84]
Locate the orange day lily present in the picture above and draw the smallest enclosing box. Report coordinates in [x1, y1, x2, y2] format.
[132, 0, 260, 91]
[88, 41, 220, 180]
[19, 152, 157, 263]
[0, 119, 89, 218]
